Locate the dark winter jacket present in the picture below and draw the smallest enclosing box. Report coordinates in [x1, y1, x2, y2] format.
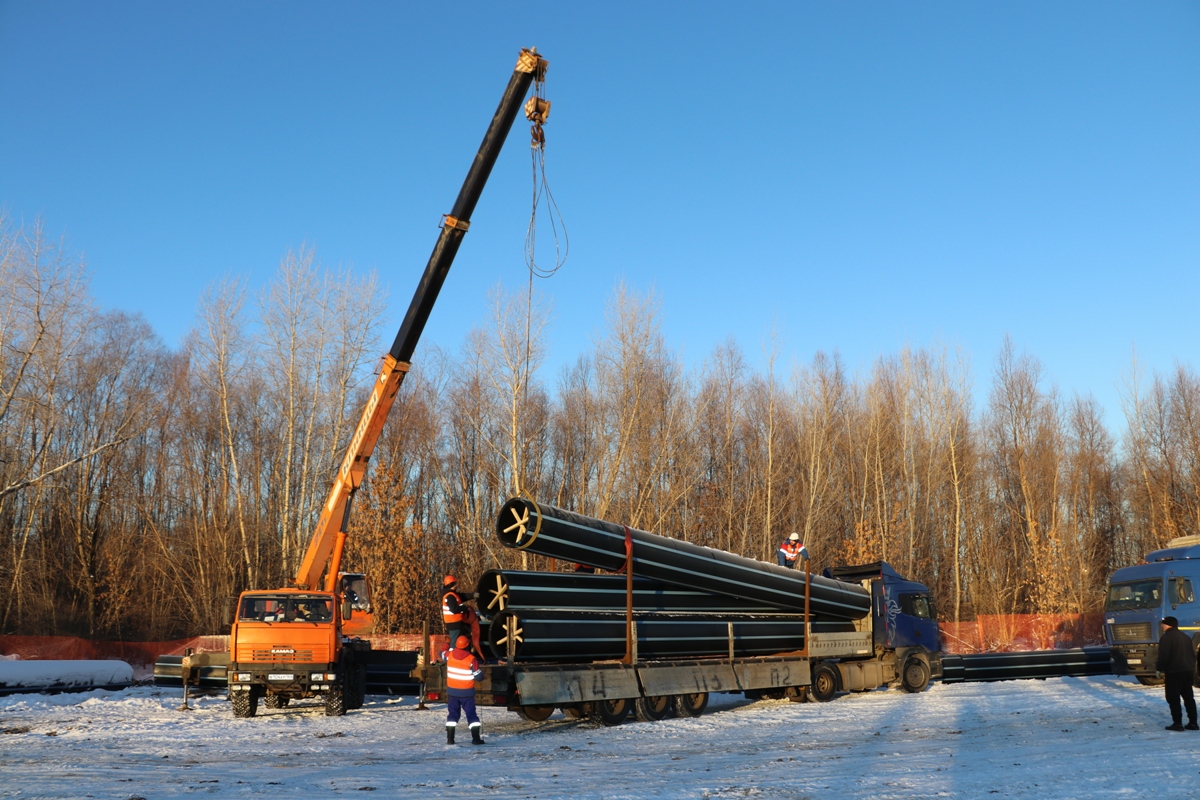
[1156, 626, 1197, 675]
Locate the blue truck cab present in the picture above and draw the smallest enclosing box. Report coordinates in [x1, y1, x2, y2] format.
[1105, 535, 1200, 684]
[826, 561, 943, 692]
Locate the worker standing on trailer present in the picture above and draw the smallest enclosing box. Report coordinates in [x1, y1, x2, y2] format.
[442, 576, 467, 651]
[777, 533, 809, 569]
[1155, 616, 1198, 731]
[444, 635, 485, 745]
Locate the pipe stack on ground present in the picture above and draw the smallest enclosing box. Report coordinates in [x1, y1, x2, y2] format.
[941, 647, 1115, 683]
[494, 498, 870, 620]
[485, 498, 869, 663]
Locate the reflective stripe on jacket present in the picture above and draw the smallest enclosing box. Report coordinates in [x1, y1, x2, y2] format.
[446, 648, 481, 691]
[779, 541, 801, 561]
[442, 590, 463, 624]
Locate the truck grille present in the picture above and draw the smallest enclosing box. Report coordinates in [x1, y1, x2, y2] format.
[250, 649, 315, 662]
[1111, 623, 1151, 642]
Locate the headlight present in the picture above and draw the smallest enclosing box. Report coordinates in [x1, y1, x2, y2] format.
[311, 672, 324, 681]
[235, 673, 252, 682]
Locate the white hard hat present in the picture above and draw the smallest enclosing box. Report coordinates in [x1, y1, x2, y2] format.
[789, 532, 800, 541]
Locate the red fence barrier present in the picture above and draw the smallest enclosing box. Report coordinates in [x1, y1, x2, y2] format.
[938, 613, 1106, 654]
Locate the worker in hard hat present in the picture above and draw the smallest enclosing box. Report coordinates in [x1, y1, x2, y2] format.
[444, 635, 485, 745]
[777, 533, 809, 569]
[442, 575, 467, 653]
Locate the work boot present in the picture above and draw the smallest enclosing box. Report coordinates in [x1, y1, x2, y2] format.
[1186, 720, 1199, 731]
[446, 726, 455, 744]
[1165, 722, 1185, 732]
[471, 726, 485, 745]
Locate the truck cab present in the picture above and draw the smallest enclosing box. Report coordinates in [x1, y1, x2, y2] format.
[826, 561, 943, 694]
[228, 589, 368, 717]
[1105, 535, 1200, 684]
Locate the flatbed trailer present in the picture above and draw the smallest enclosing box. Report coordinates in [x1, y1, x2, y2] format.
[417, 592, 945, 726]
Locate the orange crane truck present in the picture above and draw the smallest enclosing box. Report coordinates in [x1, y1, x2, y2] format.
[225, 47, 550, 717]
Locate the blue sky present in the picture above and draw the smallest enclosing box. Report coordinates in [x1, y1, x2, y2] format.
[2, 2, 1197, 430]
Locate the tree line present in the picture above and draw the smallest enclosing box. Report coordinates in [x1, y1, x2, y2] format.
[2, 221, 1195, 640]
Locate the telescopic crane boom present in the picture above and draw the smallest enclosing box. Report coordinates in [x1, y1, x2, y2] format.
[293, 48, 549, 595]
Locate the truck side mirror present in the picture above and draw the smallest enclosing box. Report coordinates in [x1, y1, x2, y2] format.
[341, 598, 353, 620]
[222, 598, 235, 627]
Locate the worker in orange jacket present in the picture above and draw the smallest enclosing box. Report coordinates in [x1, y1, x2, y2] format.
[444, 635, 485, 745]
[442, 575, 482, 657]
[777, 533, 809, 569]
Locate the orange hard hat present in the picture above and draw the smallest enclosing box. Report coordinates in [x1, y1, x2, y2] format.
[444, 575, 457, 586]
[455, 635, 470, 650]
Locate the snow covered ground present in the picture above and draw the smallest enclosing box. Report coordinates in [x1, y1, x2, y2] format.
[1, 675, 1197, 799]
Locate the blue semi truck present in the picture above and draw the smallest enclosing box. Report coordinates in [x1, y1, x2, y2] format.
[1105, 535, 1200, 685]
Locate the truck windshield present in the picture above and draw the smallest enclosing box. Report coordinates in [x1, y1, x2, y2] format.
[239, 595, 334, 623]
[1105, 580, 1162, 611]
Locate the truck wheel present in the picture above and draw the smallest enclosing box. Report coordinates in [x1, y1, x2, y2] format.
[1136, 675, 1165, 687]
[634, 695, 673, 722]
[673, 692, 708, 718]
[232, 690, 258, 718]
[901, 657, 931, 694]
[263, 694, 289, 709]
[809, 664, 839, 702]
[561, 705, 585, 719]
[325, 684, 346, 716]
[516, 705, 555, 722]
[588, 698, 631, 726]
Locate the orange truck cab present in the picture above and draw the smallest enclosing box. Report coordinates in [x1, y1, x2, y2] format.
[228, 589, 369, 717]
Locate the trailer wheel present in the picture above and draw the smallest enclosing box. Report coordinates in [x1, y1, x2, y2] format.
[263, 694, 289, 709]
[901, 657, 931, 694]
[561, 705, 585, 719]
[588, 698, 631, 726]
[232, 690, 258, 718]
[1136, 675, 1165, 687]
[673, 692, 708, 718]
[809, 664, 839, 702]
[634, 695, 673, 722]
[516, 705, 555, 722]
[325, 684, 346, 716]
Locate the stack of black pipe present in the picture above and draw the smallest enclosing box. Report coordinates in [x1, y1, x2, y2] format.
[941, 647, 1115, 683]
[484, 498, 870, 663]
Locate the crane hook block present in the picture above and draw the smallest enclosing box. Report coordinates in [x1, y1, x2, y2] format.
[524, 97, 551, 124]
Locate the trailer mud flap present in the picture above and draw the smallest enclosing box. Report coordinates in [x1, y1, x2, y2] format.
[733, 659, 810, 691]
[515, 664, 640, 706]
[638, 664, 739, 696]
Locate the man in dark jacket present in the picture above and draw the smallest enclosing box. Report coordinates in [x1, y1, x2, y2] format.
[1155, 616, 1198, 731]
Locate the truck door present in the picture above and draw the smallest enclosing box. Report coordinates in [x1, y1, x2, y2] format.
[1168, 575, 1199, 637]
[894, 592, 940, 651]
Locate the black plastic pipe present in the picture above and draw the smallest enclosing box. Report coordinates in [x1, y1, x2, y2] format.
[488, 609, 820, 663]
[494, 498, 871, 620]
[940, 647, 1115, 683]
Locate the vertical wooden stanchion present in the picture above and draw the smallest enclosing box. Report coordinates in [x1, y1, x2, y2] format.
[727, 622, 735, 662]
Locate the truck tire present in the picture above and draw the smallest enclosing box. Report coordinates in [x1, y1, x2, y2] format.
[634, 695, 673, 722]
[561, 705, 585, 719]
[809, 664, 839, 702]
[325, 684, 346, 716]
[588, 698, 631, 726]
[263, 694, 289, 709]
[1136, 675, 1165, 687]
[901, 657, 931, 694]
[673, 692, 708, 718]
[516, 705, 555, 722]
[232, 690, 258, 718]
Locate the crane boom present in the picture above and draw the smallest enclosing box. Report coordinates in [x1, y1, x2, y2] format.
[293, 48, 548, 592]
